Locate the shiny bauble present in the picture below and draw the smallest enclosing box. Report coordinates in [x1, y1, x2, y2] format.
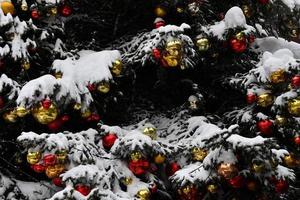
[1, 1, 15, 15]
[166, 162, 181, 176]
[56, 150, 68, 164]
[252, 162, 265, 173]
[154, 17, 165, 29]
[228, 175, 245, 188]
[129, 159, 150, 176]
[31, 9, 40, 19]
[152, 48, 161, 59]
[275, 115, 287, 126]
[294, 136, 300, 145]
[52, 177, 64, 187]
[97, 82, 110, 94]
[45, 164, 65, 179]
[27, 151, 41, 165]
[130, 151, 142, 161]
[3, 110, 17, 123]
[49, 7, 57, 15]
[81, 109, 92, 118]
[42, 99, 52, 109]
[207, 184, 218, 194]
[177, 184, 198, 200]
[191, 147, 207, 161]
[59, 5, 72, 17]
[247, 93, 257, 104]
[283, 154, 296, 168]
[257, 93, 273, 107]
[291, 75, 300, 88]
[154, 154, 166, 164]
[20, 3, 28, 11]
[288, 99, 300, 116]
[196, 38, 210, 52]
[31, 163, 45, 173]
[121, 177, 133, 185]
[270, 69, 285, 84]
[229, 33, 247, 53]
[137, 188, 150, 200]
[47, 118, 63, 132]
[102, 133, 118, 150]
[217, 163, 238, 179]
[257, 120, 273, 136]
[54, 72, 63, 79]
[111, 60, 123, 77]
[143, 127, 157, 140]
[75, 184, 91, 196]
[275, 179, 288, 193]
[21, 60, 30, 70]
[43, 154, 57, 166]
[73, 103, 81, 110]
[242, 5, 252, 18]
[16, 106, 29, 117]
[154, 6, 167, 17]
[162, 40, 183, 68]
[32, 103, 58, 124]
[87, 83, 96, 91]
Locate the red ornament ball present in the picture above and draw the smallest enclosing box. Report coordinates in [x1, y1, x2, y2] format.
[59, 5, 72, 17]
[154, 17, 165, 29]
[152, 48, 161, 60]
[61, 115, 70, 122]
[75, 184, 91, 196]
[291, 75, 300, 88]
[229, 175, 245, 188]
[43, 154, 57, 166]
[229, 38, 247, 53]
[257, 120, 273, 136]
[87, 83, 96, 91]
[42, 99, 52, 109]
[294, 136, 300, 145]
[48, 119, 63, 132]
[247, 93, 257, 104]
[258, 0, 269, 4]
[166, 162, 181, 176]
[248, 34, 256, 43]
[0, 96, 4, 109]
[128, 160, 150, 176]
[275, 179, 288, 193]
[31, 9, 40, 19]
[88, 113, 100, 122]
[52, 177, 64, 187]
[31, 163, 45, 173]
[102, 133, 118, 150]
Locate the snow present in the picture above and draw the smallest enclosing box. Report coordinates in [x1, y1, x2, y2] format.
[281, 0, 300, 9]
[227, 135, 268, 148]
[275, 165, 296, 180]
[0, 74, 20, 100]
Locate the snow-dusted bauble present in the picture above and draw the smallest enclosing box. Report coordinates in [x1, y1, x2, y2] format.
[31, 163, 46, 173]
[270, 69, 285, 84]
[32, 103, 58, 124]
[16, 106, 29, 117]
[291, 75, 300, 88]
[52, 177, 64, 187]
[111, 60, 123, 77]
[143, 127, 157, 140]
[257, 120, 273, 135]
[43, 154, 57, 166]
[161, 39, 183, 68]
[27, 151, 41, 165]
[3, 110, 18, 123]
[246, 93, 257, 104]
[207, 184, 218, 194]
[1, 1, 15, 15]
[59, 5, 72, 17]
[97, 82, 110, 94]
[229, 175, 245, 188]
[31, 9, 41, 19]
[288, 99, 300, 116]
[45, 164, 65, 178]
[229, 32, 247, 53]
[191, 147, 207, 161]
[217, 163, 238, 179]
[136, 188, 151, 200]
[196, 37, 210, 52]
[56, 150, 68, 164]
[75, 184, 91, 196]
[177, 184, 198, 200]
[154, 17, 165, 29]
[275, 179, 288, 193]
[257, 93, 273, 107]
[188, 95, 200, 111]
[166, 162, 180, 176]
[154, 154, 165, 164]
[275, 115, 287, 126]
[102, 133, 118, 150]
[154, 5, 167, 17]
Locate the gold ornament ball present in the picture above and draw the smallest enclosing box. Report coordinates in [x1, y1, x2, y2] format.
[257, 93, 273, 107]
[176, 7, 184, 13]
[130, 151, 142, 162]
[97, 82, 110, 94]
[20, 3, 28, 11]
[56, 150, 68, 164]
[46, 164, 65, 179]
[143, 127, 157, 140]
[32, 103, 58, 124]
[136, 188, 151, 200]
[235, 32, 245, 41]
[196, 38, 210, 52]
[21, 60, 30, 70]
[283, 154, 296, 168]
[54, 72, 62, 79]
[275, 115, 287, 126]
[270, 69, 285, 84]
[154, 154, 166, 164]
[49, 7, 57, 15]
[191, 147, 207, 161]
[111, 60, 123, 77]
[162, 40, 183, 67]
[16, 106, 29, 117]
[242, 5, 252, 18]
[1, 1, 15, 15]
[81, 109, 92, 118]
[207, 184, 218, 194]
[217, 163, 238, 179]
[121, 177, 133, 185]
[290, 29, 298, 38]
[3, 110, 18, 123]
[27, 151, 41, 165]
[73, 103, 81, 110]
[288, 99, 300, 116]
[154, 6, 167, 17]
[252, 162, 265, 173]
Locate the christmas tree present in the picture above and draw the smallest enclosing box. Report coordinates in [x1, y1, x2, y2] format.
[0, 0, 300, 199]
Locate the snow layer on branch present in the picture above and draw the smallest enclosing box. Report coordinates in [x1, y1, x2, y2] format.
[226, 135, 268, 148]
[0, 74, 20, 100]
[202, 7, 255, 39]
[275, 165, 296, 180]
[280, 0, 300, 9]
